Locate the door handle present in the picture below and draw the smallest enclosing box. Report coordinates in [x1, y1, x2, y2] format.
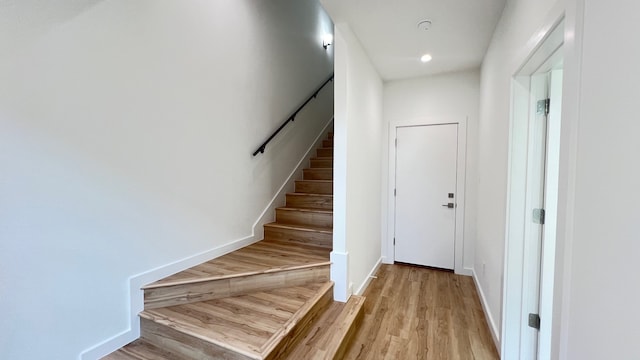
[442, 203, 455, 208]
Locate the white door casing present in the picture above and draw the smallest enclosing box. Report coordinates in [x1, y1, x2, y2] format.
[521, 73, 549, 359]
[502, 17, 564, 360]
[394, 124, 458, 269]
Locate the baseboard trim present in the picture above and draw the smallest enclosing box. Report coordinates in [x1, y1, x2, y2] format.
[458, 266, 473, 277]
[80, 117, 334, 360]
[471, 269, 501, 354]
[355, 257, 382, 296]
[79, 327, 136, 360]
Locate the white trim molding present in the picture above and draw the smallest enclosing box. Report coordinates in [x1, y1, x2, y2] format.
[330, 250, 350, 302]
[473, 269, 501, 353]
[501, 9, 567, 359]
[355, 257, 382, 296]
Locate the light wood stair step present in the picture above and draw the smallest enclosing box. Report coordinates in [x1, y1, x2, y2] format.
[286, 192, 333, 210]
[264, 222, 332, 249]
[101, 339, 175, 360]
[285, 295, 366, 360]
[303, 168, 333, 181]
[322, 139, 334, 148]
[310, 157, 333, 168]
[143, 240, 330, 309]
[140, 282, 334, 360]
[275, 207, 333, 229]
[295, 180, 333, 194]
[316, 148, 333, 157]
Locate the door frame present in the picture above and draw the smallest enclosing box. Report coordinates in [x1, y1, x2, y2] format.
[386, 117, 469, 275]
[502, 16, 565, 359]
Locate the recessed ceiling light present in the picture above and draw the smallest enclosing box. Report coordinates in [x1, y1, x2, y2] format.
[420, 54, 433, 63]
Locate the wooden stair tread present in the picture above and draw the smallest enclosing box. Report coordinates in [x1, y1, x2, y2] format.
[276, 207, 333, 214]
[264, 222, 333, 234]
[287, 192, 333, 198]
[296, 179, 332, 183]
[141, 282, 334, 359]
[285, 295, 365, 360]
[101, 339, 174, 360]
[145, 240, 330, 289]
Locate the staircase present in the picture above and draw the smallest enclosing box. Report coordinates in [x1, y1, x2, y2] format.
[104, 131, 365, 360]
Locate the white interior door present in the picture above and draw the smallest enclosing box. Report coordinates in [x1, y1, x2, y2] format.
[394, 124, 458, 269]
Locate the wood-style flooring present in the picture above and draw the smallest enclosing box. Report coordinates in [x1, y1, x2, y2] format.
[343, 264, 499, 360]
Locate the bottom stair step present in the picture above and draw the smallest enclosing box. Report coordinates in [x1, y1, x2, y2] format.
[101, 339, 174, 360]
[285, 295, 365, 360]
[140, 282, 334, 360]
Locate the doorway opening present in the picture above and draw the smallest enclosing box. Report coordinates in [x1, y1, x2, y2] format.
[502, 18, 564, 360]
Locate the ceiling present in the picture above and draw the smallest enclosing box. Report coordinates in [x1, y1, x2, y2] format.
[320, 0, 507, 81]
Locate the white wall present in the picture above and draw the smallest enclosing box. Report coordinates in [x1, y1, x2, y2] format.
[479, 0, 640, 358]
[331, 23, 383, 300]
[475, 0, 560, 341]
[559, 0, 640, 358]
[382, 70, 480, 272]
[0, 0, 334, 358]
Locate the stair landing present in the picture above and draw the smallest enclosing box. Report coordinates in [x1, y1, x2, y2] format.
[141, 282, 334, 360]
[146, 239, 330, 289]
[104, 282, 336, 360]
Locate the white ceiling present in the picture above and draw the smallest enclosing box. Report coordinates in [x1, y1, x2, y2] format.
[320, 0, 507, 81]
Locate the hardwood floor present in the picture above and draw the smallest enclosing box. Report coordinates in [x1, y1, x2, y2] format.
[343, 264, 498, 360]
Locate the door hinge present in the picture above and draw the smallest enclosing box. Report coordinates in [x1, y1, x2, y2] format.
[395, 138, 398, 147]
[528, 313, 541, 330]
[394, 237, 396, 245]
[394, 188, 396, 196]
[533, 208, 545, 224]
[537, 98, 551, 115]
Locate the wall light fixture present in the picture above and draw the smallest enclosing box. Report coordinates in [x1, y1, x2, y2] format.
[323, 34, 333, 49]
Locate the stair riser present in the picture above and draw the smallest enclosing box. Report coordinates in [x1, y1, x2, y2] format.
[295, 181, 333, 194]
[144, 265, 330, 309]
[286, 194, 333, 210]
[310, 159, 333, 168]
[316, 148, 333, 157]
[141, 318, 252, 360]
[322, 140, 333, 148]
[264, 226, 332, 249]
[276, 209, 332, 229]
[264, 286, 334, 360]
[333, 301, 365, 360]
[303, 168, 333, 181]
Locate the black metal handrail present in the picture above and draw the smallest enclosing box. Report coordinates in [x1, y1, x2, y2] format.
[252, 74, 334, 156]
